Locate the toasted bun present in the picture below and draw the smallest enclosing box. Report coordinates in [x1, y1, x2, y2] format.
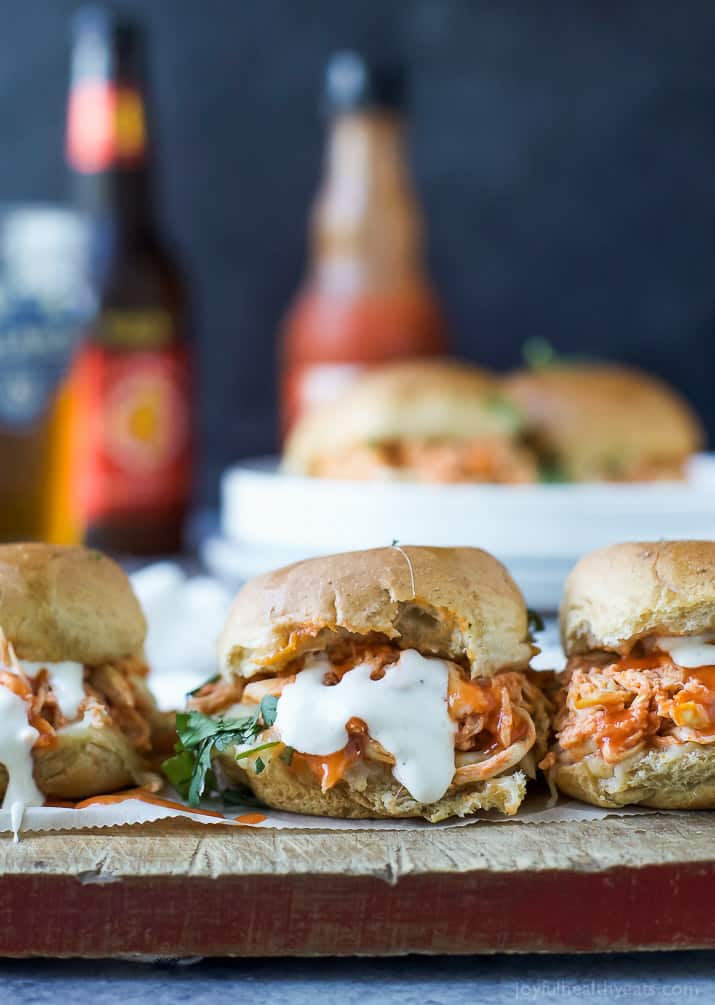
[561, 540, 715, 655]
[218, 750, 529, 821]
[504, 364, 703, 480]
[219, 545, 535, 680]
[0, 543, 146, 664]
[0, 722, 152, 801]
[554, 745, 715, 809]
[283, 359, 524, 474]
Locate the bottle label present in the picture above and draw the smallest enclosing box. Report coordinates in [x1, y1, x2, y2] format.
[0, 305, 79, 431]
[66, 83, 146, 173]
[70, 340, 191, 521]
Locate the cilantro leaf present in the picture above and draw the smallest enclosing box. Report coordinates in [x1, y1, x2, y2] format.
[538, 459, 568, 483]
[527, 609, 545, 634]
[188, 739, 214, 806]
[161, 749, 195, 800]
[259, 694, 278, 727]
[255, 757, 265, 775]
[233, 740, 280, 761]
[186, 673, 221, 698]
[222, 785, 266, 808]
[162, 700, 284, 808]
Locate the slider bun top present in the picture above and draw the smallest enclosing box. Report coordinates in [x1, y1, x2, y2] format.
[219, 545, 535, 680]
[283, 359, 524, 474]
[561, 540, 715, 656]
[0, 543, 146, 664]
[503, 364, 703, 479]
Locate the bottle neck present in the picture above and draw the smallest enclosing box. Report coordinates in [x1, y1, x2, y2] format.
[74, 164, 154, 245]
[66, 34, 156, 244]
[309, 110, 426, 294]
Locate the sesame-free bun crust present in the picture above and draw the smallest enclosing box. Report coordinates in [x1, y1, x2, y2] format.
[283, 359, 524, 474]
[218, 750, 529, 821]
[561, 540, 715, 655]
[219, 545, 535, 680]
[0, 722, 152, 801]
[554, 745, 715, 809]
[504, 364, 703, 481]
[0, 543, 146, 664]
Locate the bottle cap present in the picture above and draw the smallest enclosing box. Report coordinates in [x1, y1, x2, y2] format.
[324, 51, 405, 113]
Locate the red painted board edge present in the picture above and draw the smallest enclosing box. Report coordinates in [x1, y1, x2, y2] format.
[0, 862, 714, 957]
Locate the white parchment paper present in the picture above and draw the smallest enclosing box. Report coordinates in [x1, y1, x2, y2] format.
[0, 789, 667, 839]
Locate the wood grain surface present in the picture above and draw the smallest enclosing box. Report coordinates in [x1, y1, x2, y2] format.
[1, 815, 713, 957]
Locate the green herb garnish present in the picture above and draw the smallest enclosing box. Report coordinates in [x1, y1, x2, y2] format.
[223, 785, 267, 808]
[522, 336, 558, 371]
[186, 672, 221, 698]
[485, 394, 522, 430]
[527, 609, 545, 635]
[279, 746, 294, 766]
[162, 694, 279, 807]
[538, 458, 568, 483]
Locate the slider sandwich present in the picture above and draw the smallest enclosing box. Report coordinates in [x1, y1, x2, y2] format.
[0, 544, 159, 823]
[504, 364, 703, 482]
[170, 546, 550, 820]
[546, 540, 715, 807]
[283, 359, 537, 483]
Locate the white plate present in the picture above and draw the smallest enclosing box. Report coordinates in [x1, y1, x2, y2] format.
[205, 454, 715, 611]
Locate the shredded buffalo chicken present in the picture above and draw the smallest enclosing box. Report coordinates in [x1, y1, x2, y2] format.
[550, 653, 715, 766]
[193, 642, 547, 792]
[0, 632, 153, 753]
[311, 437, 536, 484]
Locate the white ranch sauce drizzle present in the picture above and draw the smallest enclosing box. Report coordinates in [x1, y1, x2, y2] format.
[274, 649, 456, 804]
[655, 636, 715, 669]
[0, 681, 43, 838]
[22, 661, 85, 719]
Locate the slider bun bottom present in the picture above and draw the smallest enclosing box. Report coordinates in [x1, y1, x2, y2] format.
[555, 744, 715, 810]
[0, 725, 149, 801]
[218, 751, 527, 822]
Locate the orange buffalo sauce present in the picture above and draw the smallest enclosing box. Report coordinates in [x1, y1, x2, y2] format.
[447, 676, 495, 720]
[0, 669, 55, 747]
[288, 671, 514, 790]
[691, 667, 715, 690]
[569, 652, 715, 761]
[71, 788, 267, 825]
[292, 717, 366, 790]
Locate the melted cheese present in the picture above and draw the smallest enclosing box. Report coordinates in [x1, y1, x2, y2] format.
[655, 636, 715, 669]
[274, 649, 456, 804]
[22, 661, 85, 719]
[0, 681, 43, 837]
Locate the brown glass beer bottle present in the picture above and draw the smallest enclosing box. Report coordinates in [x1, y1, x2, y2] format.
[59, 7, 192, 554]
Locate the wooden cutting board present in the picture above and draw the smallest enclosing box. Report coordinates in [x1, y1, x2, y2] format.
[1, 814, 714, 957]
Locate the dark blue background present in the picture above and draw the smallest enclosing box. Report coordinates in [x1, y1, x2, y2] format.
[1, 0, 714, 500]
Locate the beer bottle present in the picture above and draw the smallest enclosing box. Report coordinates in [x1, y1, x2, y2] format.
[280, 51, 448, 434]
[0, 207, 89, 542]
[58, 7, 192, 554]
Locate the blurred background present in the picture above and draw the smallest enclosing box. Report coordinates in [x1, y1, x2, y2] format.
[1, 0, 714, 510]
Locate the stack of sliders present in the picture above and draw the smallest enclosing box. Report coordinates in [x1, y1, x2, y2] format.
[545, 540, 715, 807]
[504, 364, 704, 482]
[0, 543, 160, 830]
[283, 359, 537, 483]
[167, 545, 551, 820]
[283, 357, 704, 484]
